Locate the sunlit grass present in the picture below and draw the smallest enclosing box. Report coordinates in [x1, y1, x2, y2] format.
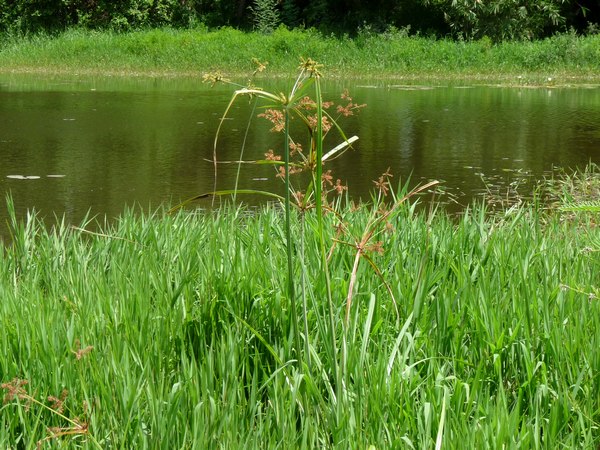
[1, 27, 599, 82]
[1, 190, 599, 447]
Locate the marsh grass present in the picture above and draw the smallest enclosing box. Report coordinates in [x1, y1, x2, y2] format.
[1, 27, 600, 81]
[1, 192, 599, 447]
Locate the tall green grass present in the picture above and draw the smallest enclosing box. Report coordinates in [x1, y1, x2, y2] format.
[1, 27, 599, 81]
[1, 192, 599, 448]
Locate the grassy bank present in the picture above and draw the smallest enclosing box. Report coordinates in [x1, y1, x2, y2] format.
[1, 27, 600, 82]
[1, 187, 599, 447]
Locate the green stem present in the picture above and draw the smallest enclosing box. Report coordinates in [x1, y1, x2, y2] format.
[300, 213, 311, 369]
[233, 98, 258, 204]
[314, 78, 341, 407]
[284, 108, 301, 365]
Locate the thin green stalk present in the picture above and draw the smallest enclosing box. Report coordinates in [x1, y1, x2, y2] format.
[283, 108, 301, 365]
[314, 76, 323, 224]
[300, 213, 311, 368]
[314, 76, 341, 407]
[233, 97, 258, 204]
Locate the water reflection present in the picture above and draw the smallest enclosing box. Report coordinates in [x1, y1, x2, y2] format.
[1, 74, 599, 240]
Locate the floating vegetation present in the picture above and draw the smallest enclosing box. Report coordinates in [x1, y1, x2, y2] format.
[6, 174, 65, 179]
[6, 175, 40, 179]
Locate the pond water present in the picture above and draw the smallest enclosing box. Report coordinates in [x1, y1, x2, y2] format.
[1, 74, 599, 240]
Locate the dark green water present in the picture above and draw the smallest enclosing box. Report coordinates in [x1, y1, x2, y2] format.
[1, 74, 599, 239]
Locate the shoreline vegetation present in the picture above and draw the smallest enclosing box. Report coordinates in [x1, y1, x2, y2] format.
[1, 27, 600, 84]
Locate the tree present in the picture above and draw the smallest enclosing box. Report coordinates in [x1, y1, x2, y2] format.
[423, 0, 569, 41]
[249, 0, 280, 33]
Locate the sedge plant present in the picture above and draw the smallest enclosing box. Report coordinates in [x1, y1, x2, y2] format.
[180, 59, 445, 422]
[197, 58, 364, 390]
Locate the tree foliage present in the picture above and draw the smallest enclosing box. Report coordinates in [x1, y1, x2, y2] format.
[0, 0, 597, 40]
[249, 0, 280, 33]
[424, 0, 569, 41]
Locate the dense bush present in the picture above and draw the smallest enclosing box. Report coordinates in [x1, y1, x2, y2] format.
[0, 0, 597, 39]
[424, 0, 568, 41]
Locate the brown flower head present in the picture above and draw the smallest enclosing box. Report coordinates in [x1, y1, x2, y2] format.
[334, 179, 348, 195]
[47, 389, 68, 414]
[298, 57, 323, 78]
[298, 96, 316, 110]
[1, 378, 29, 404]
[365, 241, 385, 255]
[289, 141, 303, 156]
[373, 167, 393, 197]
[252, 57, 268, 75]
[265, 149, 281, 161]
[258, 109, 285, 132]
[293, 191, 305, 205]
[336, 101, 367, 117]
[276, 166, 287, 179]
[307, 115, 332, 133]
[202, 71, 229, 87]
[72, 339, 94, 360]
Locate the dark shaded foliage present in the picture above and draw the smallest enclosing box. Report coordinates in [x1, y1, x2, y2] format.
[0, 0, 597, 39]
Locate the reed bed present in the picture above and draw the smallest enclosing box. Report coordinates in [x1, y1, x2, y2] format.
[1, 193, 598, 448]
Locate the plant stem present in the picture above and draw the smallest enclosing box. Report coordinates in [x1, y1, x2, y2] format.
[314, 77, 341, 409]
[283, 107, 301, 365]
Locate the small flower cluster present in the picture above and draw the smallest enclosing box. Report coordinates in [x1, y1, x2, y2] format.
[373, 167, 393, 197]
[1, 338, 94, 446]
[72, 338, 94, 360]
[298, 57, 323, 78]
[202, 71, 229, 87]
[307, 114, 332, 133]
[337, 89, 367, 117]
[257, 109, 285, 132]
[47, 389, 68, 414]
[257, 88, 364, 208]
[1, 377, 29, 405]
